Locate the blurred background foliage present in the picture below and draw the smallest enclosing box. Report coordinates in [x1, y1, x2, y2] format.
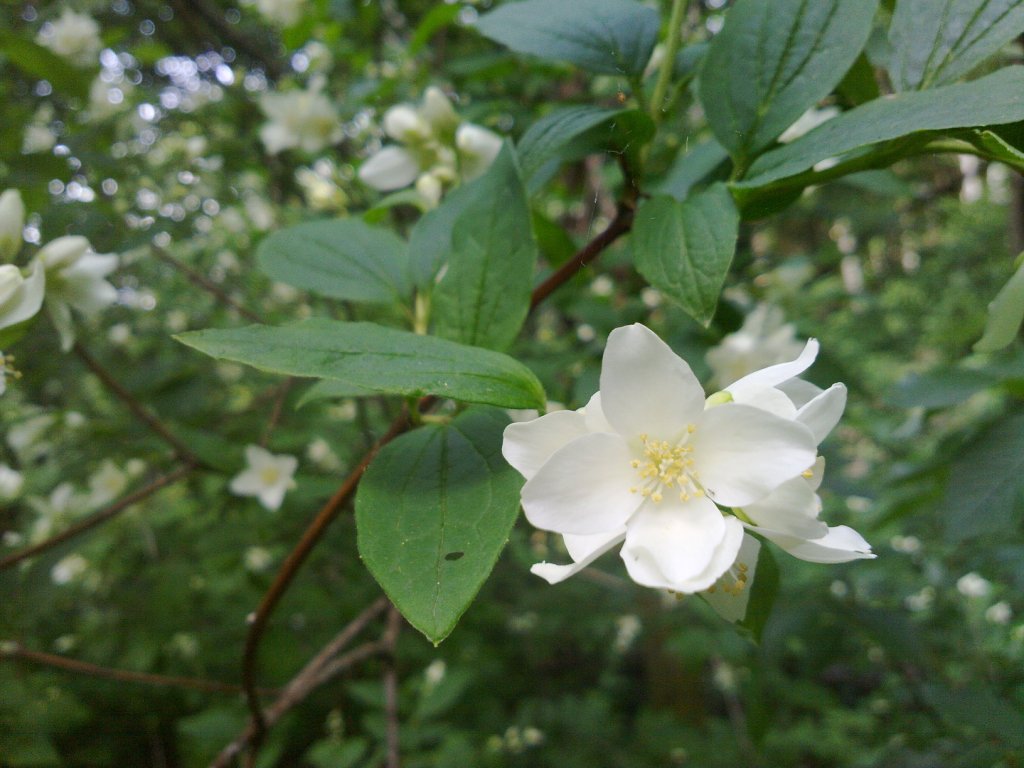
[1, 0, 1023, 766]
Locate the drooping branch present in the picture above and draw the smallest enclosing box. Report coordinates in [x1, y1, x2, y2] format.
[151, 245, 264, 324]
[0, 463, 195, 571]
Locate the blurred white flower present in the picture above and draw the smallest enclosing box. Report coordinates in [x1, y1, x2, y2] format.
[295, 165, 347, 211]
[706, 303, 805, 389]
[0, 261, 46, 332]
[51, 553, 89, 585]
[230, 445, 298, 511]
[957, 572, 991, 598]
[0, 463, 24, 499]
[359, 86, 502, 206]
[613, 614, 642, 652]
[254, 0, 303, 27]
[503, 323, 817, 593]
[305, 437, 341, 471]
[36, 9, 102, 66]
[34, 236, 118, 351]
[986, 601, 1012, 625]
[259, 79, 343, 155]
[22, 123, 57, 155]
[423, 659, 447, 689]
[244, 545, 274, 572]
[0, 189, 25, 261]
[86, 460, 129, 508]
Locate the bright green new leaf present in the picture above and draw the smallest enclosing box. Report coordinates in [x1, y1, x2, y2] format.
[175, 319, 546, 410]
[699, 0, 879, 164]
[943, 412, 1024, 541]
[474, 0, 660, 76]
[356, 407, 522, 644]
[631, 185, 740, 326]
[431, 143, 538, 351]
[889, 0, 1024, 91]
[975, 254, 1024, 352]
[739, 66, 1024, 187]
[256, 219, 411, 304]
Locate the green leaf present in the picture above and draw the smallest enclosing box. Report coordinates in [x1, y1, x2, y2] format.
[699, 0, 879, 164]
[975, 254, 1024, 352]
[0, 33, 93, 100]
[356, 408, 522, 644]
[474, 0, 660, 76]
[943, 411, 1024, 541]
[739, 66, 1024, 187]
[256, 219, 411, 304]
[175, 320, 546, 410]
[516, 106, 624, 181]
[887, 367, 997, 408]
[631, 185, 740, 326]
[408, 4, 461, 55]
[965, 128, 1024, 171]
[431, 143, 538, 351]
[740, 544, 779, 642]
[888, 0, 1024, 91]
[652, 138, 731, 201]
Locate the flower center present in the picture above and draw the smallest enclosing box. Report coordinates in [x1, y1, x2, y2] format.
[629, 428, 703, 504]
[259, 466, 281, 486]
[706, 560, 749, 595]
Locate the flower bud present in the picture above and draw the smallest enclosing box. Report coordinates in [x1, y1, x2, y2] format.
[383, 105, 428, 143]
[0, 190, 25, 262]
[456, 123, 503, 180]
[421, 86, 459, 133]
[415, 173, 443, 209]
[36, 235, 92, 271]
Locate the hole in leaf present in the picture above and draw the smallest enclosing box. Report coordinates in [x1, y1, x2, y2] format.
[444, 551, 465, 561]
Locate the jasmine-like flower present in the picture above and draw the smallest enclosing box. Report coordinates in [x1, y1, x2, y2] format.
[259, 78, 343, 155]
[229, 445, 298, 511]
[706, 303, 805, 388]
[34, 236, 118, 351]
[358, 86, 502, 206]
[36, 8, 102, 66]
[0, 261, 46, 332]
[503, 323, 818, 594]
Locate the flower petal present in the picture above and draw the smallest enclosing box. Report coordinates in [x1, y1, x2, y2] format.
[796, 383, 846, 444]
[701, 532, 760, 622]
[741, 476, 828, 539]
[257, 484, 287, 511]
[564, 526, 627, 561]
[502, 410, 589, 481]
[531, 529, 626, 585]
[692, 403, 816, 507]
[599, 323, 705, 440]
[727, 339, 819, 401]
[358, 146, 421, 191]
[729, 384, 797, 420]
[759, 524, 875, 563]
[520, 433, 639, 535]
[229, 470, 264, 495]
[777, 377, 822, 408]
[581, 392, 614, 434]
[619, 495, 728, 591]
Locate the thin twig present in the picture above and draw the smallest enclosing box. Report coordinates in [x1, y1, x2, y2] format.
[151, 245, 263, 324]
[212, 600, 391, 768]
[241, 412, 411, 738]
[0, 464, 195, 571]
[0, 642, 276, 696]
[382, 607, 402, 768]
[73, 342, 199, 464]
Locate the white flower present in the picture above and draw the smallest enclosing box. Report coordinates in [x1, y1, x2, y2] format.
[244, 545, 274, 572]
[957, 572, 991, 598]
[51, 553, 89, 585]
[502, 323, 818, 593]
[229, 445, 298, 511]
[35, 236, 118, 351]
[259, 80, 343, 155]
[86, 460, 129, 508]
[0, 190, 25, 261]
[36, 9, 102, 66]
[0, 463, 24, 499]
[721, 340, 875, 564]
[22, 123, 57, 154]
[254, 0, 303, 27]
[706, 303, 805, 389]
[985, 601, 1012, 625]
[0, 261, 46, 332]
[359, 86, 502, 201]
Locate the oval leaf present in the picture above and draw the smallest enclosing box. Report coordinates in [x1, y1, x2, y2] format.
[974, 254, 1024, 352]
[356, 408, 522, 644]
[175, 320, 546, 409]
[700, 0, 879, 164]
[474, 0, 660, 76]
[256, 219, 411, 304]
[632, 185, 740, 326]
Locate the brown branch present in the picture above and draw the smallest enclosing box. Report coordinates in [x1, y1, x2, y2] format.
[0, 464, 195, 571]
[151, 245, 263, 324]
[211, 599, 391, 768]
[241, 412, 411, 737]
[0, 642, 276, 696]
[529, 206, 635, 309]
[73, 342, 199, 464]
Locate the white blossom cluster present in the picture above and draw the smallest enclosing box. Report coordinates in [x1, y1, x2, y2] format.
[259, 77, 344, 156]
[358, 86, 503, 208]
[0, 189, 118, 359]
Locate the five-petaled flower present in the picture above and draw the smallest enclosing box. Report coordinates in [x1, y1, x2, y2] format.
[502, 323, 872, 601]
[229, 445, 298, 511]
